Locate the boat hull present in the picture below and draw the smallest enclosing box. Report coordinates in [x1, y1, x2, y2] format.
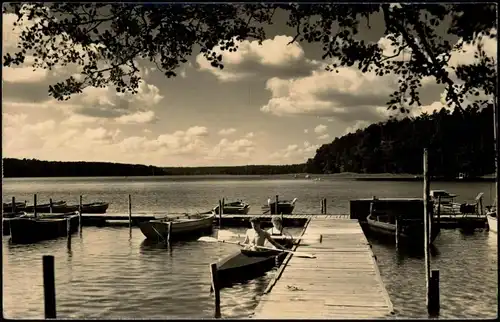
[366, 215, 440, 245]
[3, 202, 27, 213]
[33, 202, 110, 214]
[138, 214, 214, 241]
[2, 212, 28, 236]
[216, 249, 287, 288]
[213, 204, 250, 215]
[487, 213, 497, 233]
[268, 203, 295, 215]
[9, 212, 80, 244]
[25, 201, 67, 213]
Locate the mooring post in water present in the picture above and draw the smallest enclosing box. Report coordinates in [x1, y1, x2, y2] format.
[128, 194, 132, 229]
[49, 198, 53, 214]
[324, 198, 327, 214]
[209, 262, 221, 318]
[167, 222, 172, 243]
[67, 217, 72, 249]
[275, 195, 279, 215]
[218, 200, 222, 229]
[320, 199, 324, 214]
[428, 269, 440, 315]
[12, 196, 16, 213]
[423, 148, 433, 315]
[43, 255, 56, 319]
[437, 196, 441, 228]
[34, 194, 38, 218]
[395, 215, 400, 247]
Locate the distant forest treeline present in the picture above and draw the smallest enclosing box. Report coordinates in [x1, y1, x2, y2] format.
[304, 105, 496, 178]
[3, 105, 495, 178]
[2, 158, 306, 177]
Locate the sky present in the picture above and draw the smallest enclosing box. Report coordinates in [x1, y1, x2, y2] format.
[2, 6, 497, 167]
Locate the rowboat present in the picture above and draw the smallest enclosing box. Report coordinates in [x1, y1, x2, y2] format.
[367, 214, 440, 245]
[25, 200, 67, 213]
[215, 248, 288, 288]
[138, 213, 215, 242]
[487, 211, 497, 233]
[3, 201, 26, 213]
[264, 198, 297, 214]
[213, 200, 250, 214]
[2, 211, 28, 235]
[9, 211, 80, 244]
[38, 201, 110, 214]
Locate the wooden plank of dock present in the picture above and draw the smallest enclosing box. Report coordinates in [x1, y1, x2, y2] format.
[252, 217, 394, 319]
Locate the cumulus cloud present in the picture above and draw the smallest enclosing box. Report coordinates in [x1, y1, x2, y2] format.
[343, 120, 371, 135]
[196, 35, 320, 81]
[304, 129, 309, 134]
[115, 111, 158, 124]
[260, 67, 397, 123]
[218, 128, 237, 136]
[245, 132, 254, 138]
[207, 137, 255, 161]
[317, 134, 330, 140]
[314, 124, 328, 134]
[269, 141, 320, 164]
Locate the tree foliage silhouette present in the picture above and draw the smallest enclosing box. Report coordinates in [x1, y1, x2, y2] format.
[3, 3, 496, 112]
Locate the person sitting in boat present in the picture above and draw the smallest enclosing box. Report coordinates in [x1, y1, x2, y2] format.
[243, 217, 286, 251]
[268, 216, 293, 238]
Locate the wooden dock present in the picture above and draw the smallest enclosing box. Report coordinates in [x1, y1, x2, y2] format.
[252, 217, 394, 319]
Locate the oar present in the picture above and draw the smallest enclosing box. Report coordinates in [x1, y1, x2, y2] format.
[198, 236, 316, 258]
[216, 230, 322, 243]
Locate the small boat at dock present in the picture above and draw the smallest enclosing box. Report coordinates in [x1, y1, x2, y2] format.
[29, 201, 110, 214]
[264, 198, 297, 215]
[138, 213, 215, 242]
[25, 200, 67, 213]
[213, 200, 250, 214]
[2, 211, 28, 235]
[215, 248, 288, 288]
[3, 201, 26, 213]
[9, 211, 80, 244]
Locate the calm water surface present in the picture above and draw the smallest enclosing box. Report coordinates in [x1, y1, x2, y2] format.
[2, 176, 498, 319]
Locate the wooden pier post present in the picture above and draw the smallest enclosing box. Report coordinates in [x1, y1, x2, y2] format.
[43, 255, 57, 319]
[209, 262, 221, 318]
[67, 217, 72, 249]
[395, 215, 400, 247]
[34, 194, 38, 218]
[428, 269, 440, 315]
[275, 195, 279, 215]
[78, 195, 83, 233]
[167, 222, 172, 243]
[437, 196, 441, 228]
[12, 196, 16, 213]
[218, 200, 222, 229]
[49, 198, 53, 214]
[423, 148, 435, 315]
[320, 199, 324, 214]
[324, 198, 327, 214]
[128, 194, 132, 230]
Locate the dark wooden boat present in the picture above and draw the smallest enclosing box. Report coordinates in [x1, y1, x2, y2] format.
[213, 200, 250, 214]
[45, 201, 109, 214]
[216, 248, 288, 288]
[9, 211, 80, 244]
[264, 198, 297, 214]
[365, 197, 440, 246]
[138, 213, 215, 241]
[25, 200, 67, 213]
[3, 201, 26, 213]
[366, 214, 440, 245]
[2, 211, 28, 236]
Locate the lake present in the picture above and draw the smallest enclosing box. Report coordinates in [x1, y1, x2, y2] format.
[2, 176, 498, 319]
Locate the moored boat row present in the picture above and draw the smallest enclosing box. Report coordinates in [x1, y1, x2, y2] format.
[3, 200, 109, 214]
[210, 197, 298, 215]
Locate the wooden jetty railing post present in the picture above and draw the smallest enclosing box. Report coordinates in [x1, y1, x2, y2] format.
[12, 196, 16, 213]
[209, 262, 221, 318]
[49, 198, 53, 214]
[275, 195, 279, 215]
[128, 194, 132, 230]
[167, 222, 172, 243]
[43, 255, 57, 319]
[34, 194, 38, 218]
